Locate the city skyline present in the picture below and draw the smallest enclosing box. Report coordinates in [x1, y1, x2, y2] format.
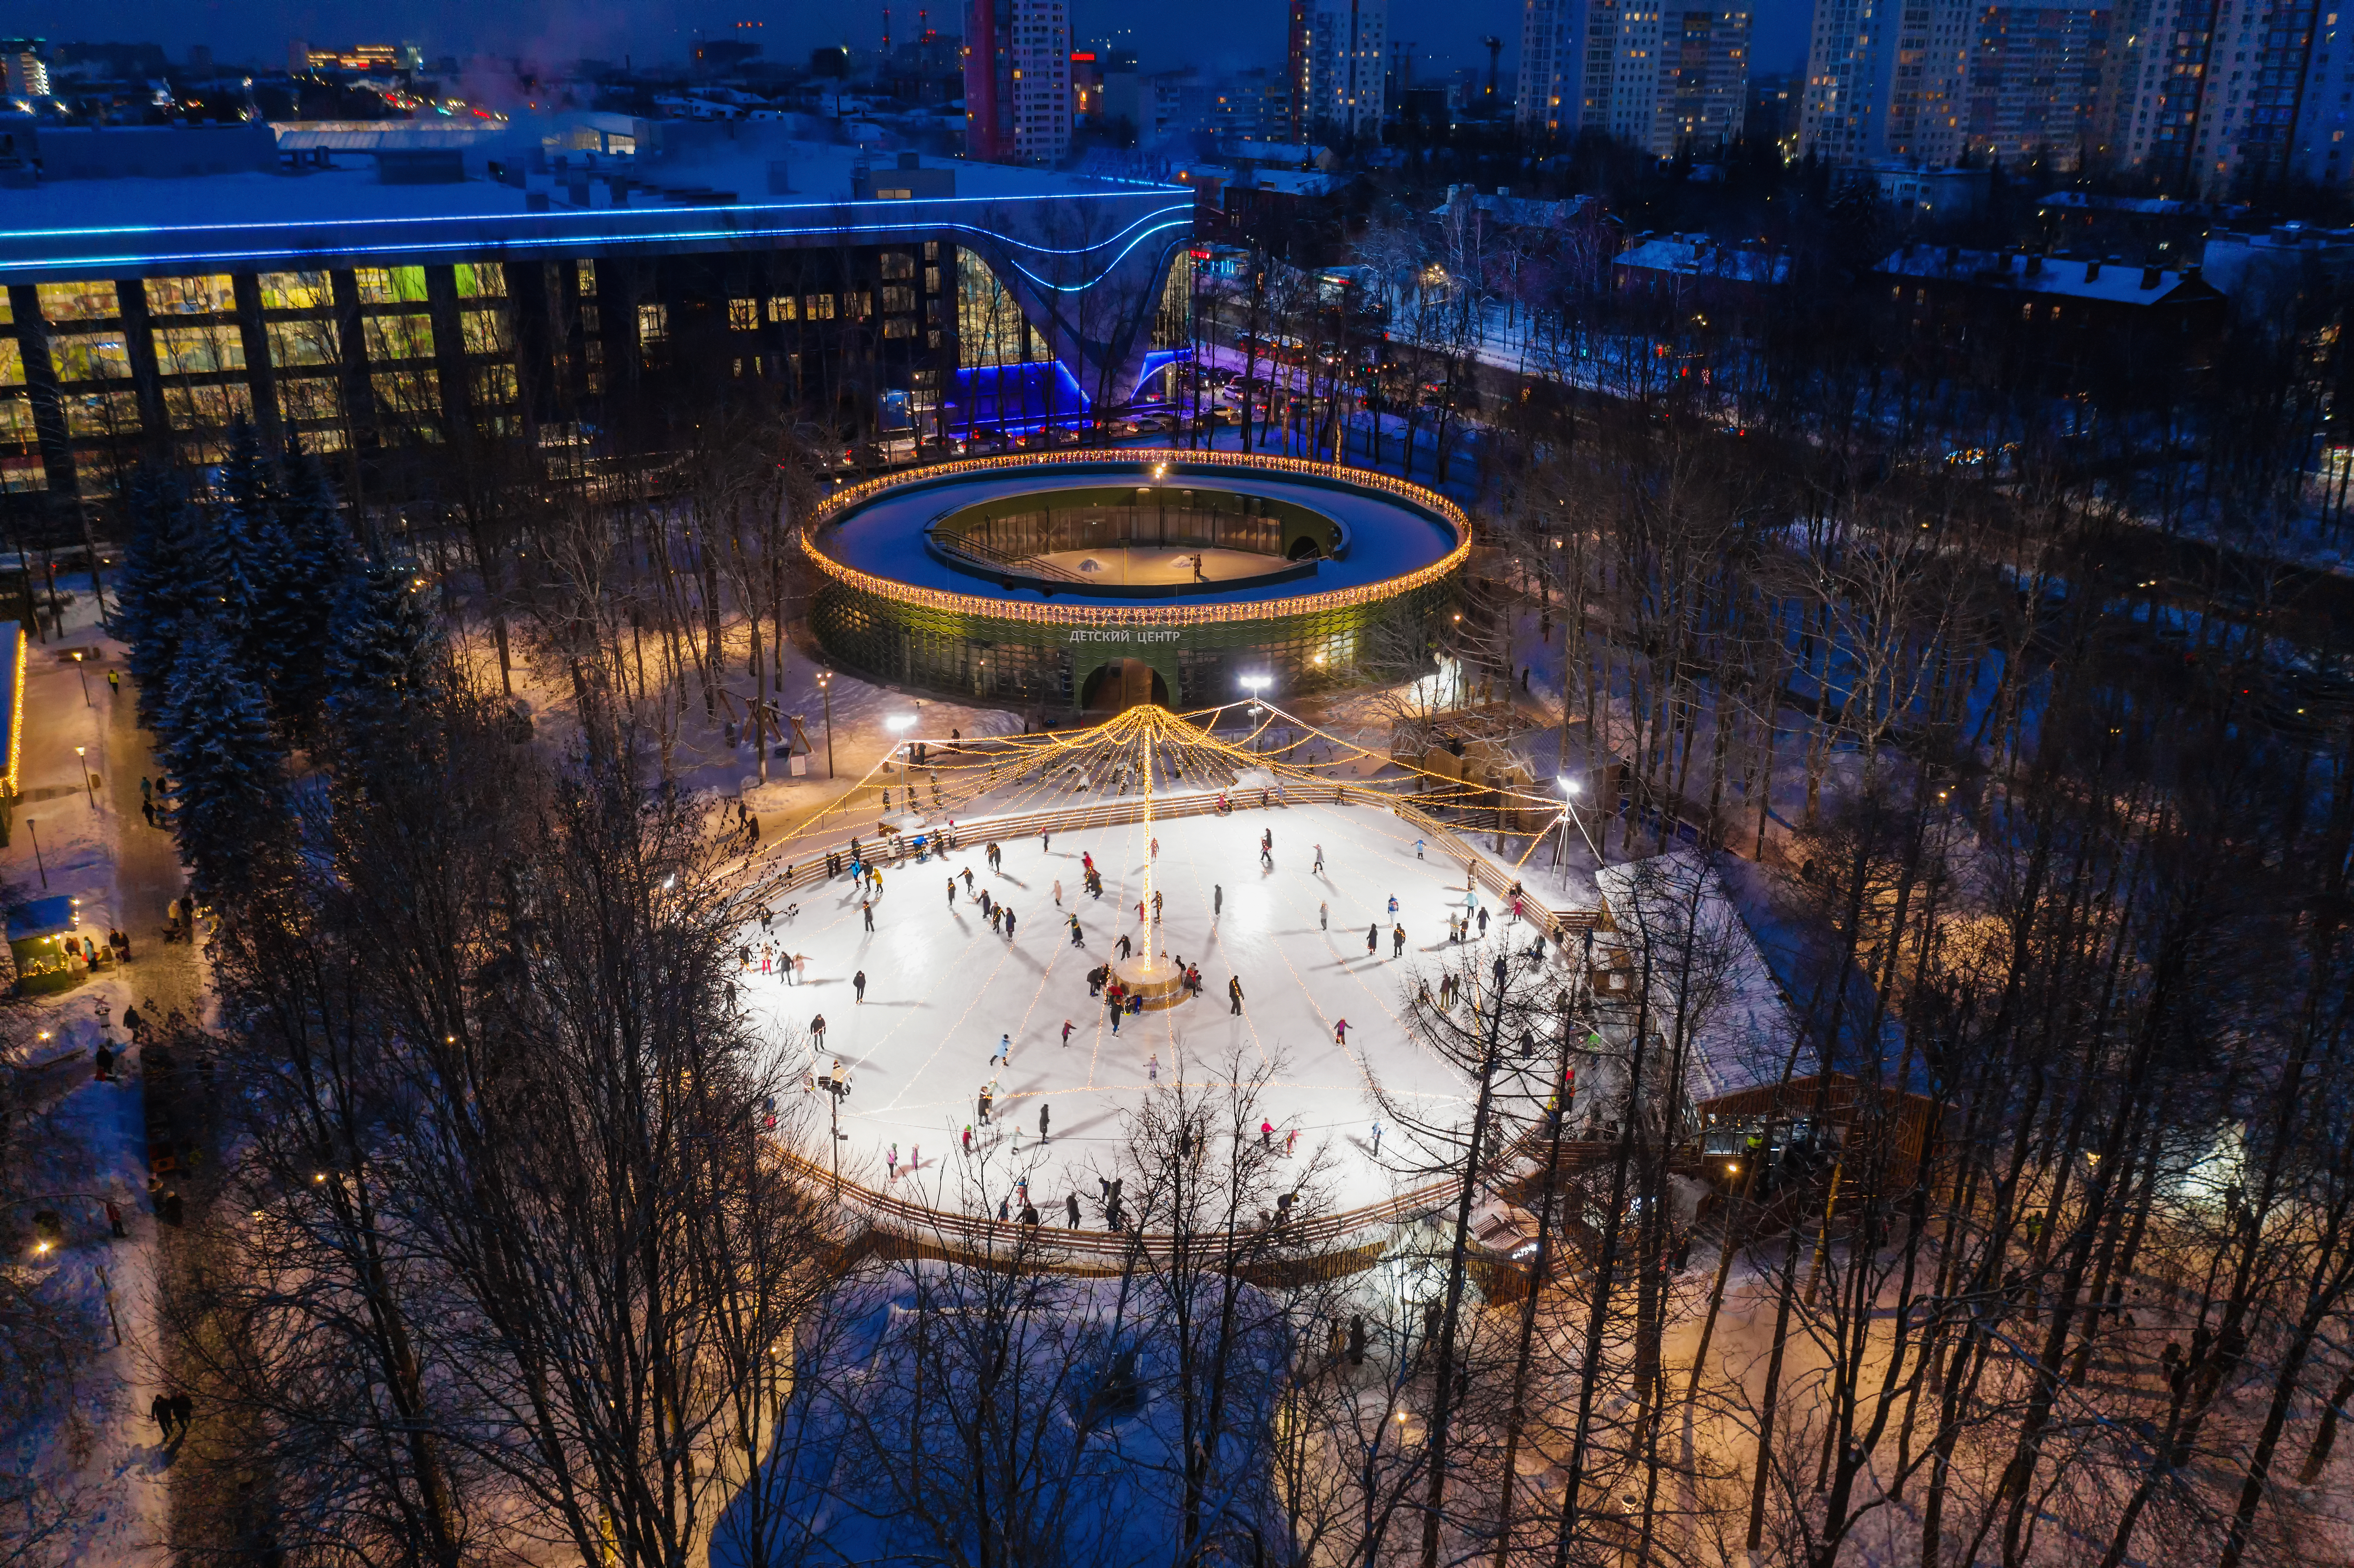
[2, 0, 1818, 79]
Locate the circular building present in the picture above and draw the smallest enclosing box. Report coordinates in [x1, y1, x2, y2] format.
[801, 451, 1468, 716]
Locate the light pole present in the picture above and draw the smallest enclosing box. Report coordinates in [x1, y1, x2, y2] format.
[885, 714, 915, 815]
[816, 670, 835, 779]
[1555, 773, 1600, 868]
[70, 650, 89, 706]
[75, 746, 93, 809]
[26, 817, 44, 888]
[1239, 674, 1269, 753]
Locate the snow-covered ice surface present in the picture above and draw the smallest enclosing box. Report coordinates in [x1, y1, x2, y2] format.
[738, 797, 1589, 1213]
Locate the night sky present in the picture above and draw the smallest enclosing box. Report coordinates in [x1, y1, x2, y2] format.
[19, 0, 1812, 86]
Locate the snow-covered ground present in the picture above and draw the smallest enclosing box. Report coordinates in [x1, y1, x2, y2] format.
[738, 796, 1591, 1215]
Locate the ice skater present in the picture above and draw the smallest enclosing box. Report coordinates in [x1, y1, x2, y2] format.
[1054, 878, 1064, 905]
[1070, 914, 1086, 946]
[990, 1033, 1011, 1067]
[1062, 1018, 1075, 1046]
[1334, 1018, 1350, 1044]
[1313, 843, 1324, 872]
[887, 1142, 899, 1179]
[1370, 1120, 1383, 1155]
[1415, 838, 1425, 859]
[854, 970, 868, 1001]
[1320, 900, 1329, 930]
[1147, 1052, 1160, 1082]
[1366, 923, 1378, 957]
[1228, 976, 1245, 1014]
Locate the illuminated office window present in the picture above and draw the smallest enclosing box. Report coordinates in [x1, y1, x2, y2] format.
[63, 389, 140, 436]
[638, 303, 669, 343]
[146, 275, 237, 315]
[471, 364, 518, 404]
[163, 380, 254, 431]
[279, 377, 344, 423]
[268, 319, 341, 367]
[49, 333, 132, 381]
[805, 294, 836, 320]
[155, 325, 246, 376]
[363, 315, 436, 361]
[768, 296, 799, 322]
[880, 252, 916, 280]
[455, 263, 508, 299]
[0, 339, 19, 385]
[0, 393, 36, 443]
[355, 266, 430, 305]
[259, 271, 334, 311]
[882, 286, 916, 313]
[36, 281, 118, 321]
[576, 260, 598, 297]
[461, 309, 513, 355]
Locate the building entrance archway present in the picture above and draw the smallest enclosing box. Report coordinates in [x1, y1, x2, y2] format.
[1080, 658, 1170, 713]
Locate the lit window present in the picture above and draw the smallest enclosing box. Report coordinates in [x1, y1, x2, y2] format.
[884, 317, 918, 338]
[455, 263, 508, 299]
[49, 333, 132, 381]
[0, 453, 44, 492]
[259, 271, 334, 311]
[638, 303, 669, 343]
[371, 370, 442, 416]
[355, 267, 430, 305]
[881, 252, 917, 280]
[63, 389, 140, 437]
[363, 315, 436, 361]
[461, 309, 513, 355]
[268, 319, 341, 367]
[471, 364, 518, 404]
[163, 380, 254, 430]
[146, 275, 238, 315]
[0, 393, 33, 443]
[0, 340, 19, 386]
[576, 260, 598, 297]
[768, 295, 799, 322]
[806, 294, 837, 319]
[729, 297, 760, 330]
[882, 286, 917, 313]
[36, 280, 118, 321]
[278, 377, 343, 422]
[156, 326, 246, 376]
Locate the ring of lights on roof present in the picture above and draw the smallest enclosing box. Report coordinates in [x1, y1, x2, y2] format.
[801, 451, 1470, 714]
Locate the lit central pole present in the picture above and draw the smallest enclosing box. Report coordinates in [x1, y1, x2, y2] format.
[1139, 713, 1155, 974]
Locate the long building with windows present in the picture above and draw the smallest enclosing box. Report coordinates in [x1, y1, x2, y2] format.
[0, 125, 1190, 512]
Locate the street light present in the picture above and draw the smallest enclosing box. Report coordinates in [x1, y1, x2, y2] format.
[816, 670, 835, 779]
[1239, 675, 1270, 753]
[74, 746, 93, 809]
[70, 650, 89, 706]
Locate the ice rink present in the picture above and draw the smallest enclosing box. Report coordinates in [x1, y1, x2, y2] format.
[737, 797, 1579, 1216]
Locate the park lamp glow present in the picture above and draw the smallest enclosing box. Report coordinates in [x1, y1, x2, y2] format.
[885, 714, 916, 734]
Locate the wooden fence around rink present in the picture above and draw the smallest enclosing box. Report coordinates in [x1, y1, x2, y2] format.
[739, 781, 1609, 941]
[770, 1120, 1632, 1284]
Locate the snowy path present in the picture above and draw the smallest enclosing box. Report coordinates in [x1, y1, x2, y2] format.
[740, 798, 1583, 1215]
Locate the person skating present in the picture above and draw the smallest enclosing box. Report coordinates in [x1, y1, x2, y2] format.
[1313, 843, 1324, 872]
[1393, 923, 1407, 957]
[1067, 1192, 1082, 1229]
[1261, 1118, 1274, 1149]
[1477, 907, 1490, 938]
[1069, 914, 1086, 946]
[1147, 1052, 1160, 1083]
[1370, 1121, 1383, 1156]
[862, 899, 875, 932]
[1004, 906, 1016, 938]
[1053, 878, 1064, 905]
[1214, 884, 1222, 916]
[989, 905, 1002, 934]
[1366, 923, 1378, 957]
[962, 1124, 974, 1153]
[1152, 889, 1162, 922]
[962, 867, 975, 893]
[887, 1142, 899, 1179]
[990, 1033, 1011, 1067]
[1334, 1018, 1350, 1045]
[1062, 1018, 1075, 1046]
[1038, 1103, 1050, 1141]
[1320, 900, 1329, 930]
[1227, 975, 1245, 1015]
[1387, 895, 1400, 919]
[853, 971, 867, 1002]
[979, 1085, 993, 1123]
[810, 1013, 828, 1045]
[947, 877, 958, 910]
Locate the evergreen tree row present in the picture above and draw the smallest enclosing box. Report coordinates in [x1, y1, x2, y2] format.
[115, 424, 439, 908]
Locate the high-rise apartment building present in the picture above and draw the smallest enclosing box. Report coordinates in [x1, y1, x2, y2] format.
[2102, 0, 2354, 192]
[1288, 0, 1389, 141]
[1, 38, 50, 100]
[964, 0, 1072, 164]
[1516, 0, 1751, 151]
[1800, 0, 2109, 167]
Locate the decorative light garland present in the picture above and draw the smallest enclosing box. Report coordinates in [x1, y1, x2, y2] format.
[800, 449, 1471, 628]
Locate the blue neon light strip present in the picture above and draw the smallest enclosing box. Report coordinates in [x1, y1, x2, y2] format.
[0, 186, 1188, 244]
[3, 210, 1196, 294]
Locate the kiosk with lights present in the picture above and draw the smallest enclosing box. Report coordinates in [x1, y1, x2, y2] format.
[802, 451, 1468, 718]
